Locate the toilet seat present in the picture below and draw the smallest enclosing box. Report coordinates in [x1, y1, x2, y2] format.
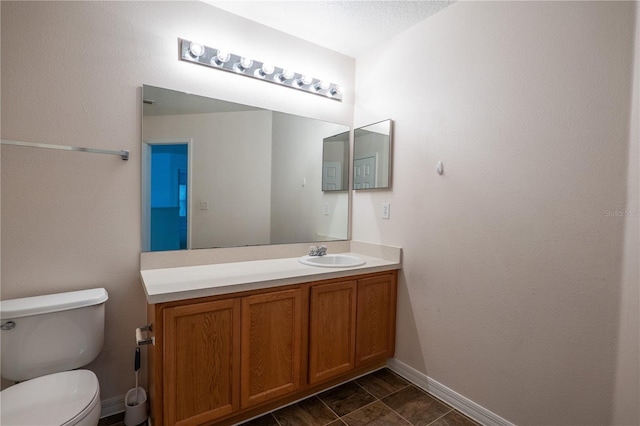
[0, 369, 100, 426]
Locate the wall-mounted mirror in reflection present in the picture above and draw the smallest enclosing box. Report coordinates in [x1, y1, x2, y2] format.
[353, 119, 392, 189]
[142, 85, 350, 252]
[322, 131, 349, 191]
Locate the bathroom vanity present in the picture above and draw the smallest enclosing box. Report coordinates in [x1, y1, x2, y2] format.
[140, 245, 400, 426]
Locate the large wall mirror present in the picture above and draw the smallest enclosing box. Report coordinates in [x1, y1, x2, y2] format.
[142, 85, 350, 252]
[353, 119, 392, 190]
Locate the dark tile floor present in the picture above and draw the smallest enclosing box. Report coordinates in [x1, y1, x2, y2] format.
[99, 369, 479, 426]
[240, 369, 479, 426]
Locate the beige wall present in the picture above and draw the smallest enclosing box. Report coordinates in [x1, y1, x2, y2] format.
[1, 1, 354, 401]
[353, 1, 637, 425]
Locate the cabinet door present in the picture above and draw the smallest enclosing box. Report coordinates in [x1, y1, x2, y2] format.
[309, 280, 357, 385]
[356, 273, 397, 367]
[163, 298, 241, 426]
[241, 288, 303, 408]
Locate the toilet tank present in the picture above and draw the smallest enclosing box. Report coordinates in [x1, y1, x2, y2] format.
[0, 288, 108, 382]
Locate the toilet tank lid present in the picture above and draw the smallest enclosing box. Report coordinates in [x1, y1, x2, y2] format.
[0, 288, 108, 319]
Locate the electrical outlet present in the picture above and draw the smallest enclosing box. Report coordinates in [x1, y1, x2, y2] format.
[382, 202, 390, 219]
[200, 201, 209, 210]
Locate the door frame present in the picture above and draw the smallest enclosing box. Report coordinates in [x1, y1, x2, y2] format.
[142, 138, 193, 251]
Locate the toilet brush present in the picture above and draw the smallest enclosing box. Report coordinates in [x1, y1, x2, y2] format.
[124, 346, 148, 426]
[134, 346, 141, 404]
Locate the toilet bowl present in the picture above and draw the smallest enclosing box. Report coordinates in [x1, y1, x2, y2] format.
[0, 370, 101, 426]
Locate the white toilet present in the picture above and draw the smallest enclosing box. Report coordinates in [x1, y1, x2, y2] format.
[0, 288, 108, 426]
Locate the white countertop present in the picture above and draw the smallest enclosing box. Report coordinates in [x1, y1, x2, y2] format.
[140, 252, 401, 304]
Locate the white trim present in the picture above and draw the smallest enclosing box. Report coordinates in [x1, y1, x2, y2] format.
[386, 358, 515, 426]
[100, 394, 125, 418]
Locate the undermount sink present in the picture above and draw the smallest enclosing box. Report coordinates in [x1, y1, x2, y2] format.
[299, 254, 366, 268]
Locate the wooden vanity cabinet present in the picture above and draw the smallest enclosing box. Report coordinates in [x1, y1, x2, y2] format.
[147, 270, 397, 426]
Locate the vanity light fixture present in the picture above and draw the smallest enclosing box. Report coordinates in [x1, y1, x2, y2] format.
[178, 38, 343, 101]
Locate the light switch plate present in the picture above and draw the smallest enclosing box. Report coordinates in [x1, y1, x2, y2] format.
[382, 202, 390, 219]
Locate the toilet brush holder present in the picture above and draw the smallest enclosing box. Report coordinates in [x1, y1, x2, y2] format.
[124, 387, 148, 426]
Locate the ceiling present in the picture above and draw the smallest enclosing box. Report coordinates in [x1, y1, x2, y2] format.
[203, 1, 455, 58]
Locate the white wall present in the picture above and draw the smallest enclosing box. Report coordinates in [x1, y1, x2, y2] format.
[612, 3, 640, 424]
[1, 1, 354, 401]
[353, 2, 637, 425]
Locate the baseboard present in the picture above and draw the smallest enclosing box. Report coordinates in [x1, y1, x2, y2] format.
[386, 358, 514, 426]
[101, 394, 125, 418]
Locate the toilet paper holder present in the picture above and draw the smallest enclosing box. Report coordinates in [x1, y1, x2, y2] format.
[135, 324, 154, 346]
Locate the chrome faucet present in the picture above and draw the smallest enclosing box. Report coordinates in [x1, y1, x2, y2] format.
[308, 245, 327, 256]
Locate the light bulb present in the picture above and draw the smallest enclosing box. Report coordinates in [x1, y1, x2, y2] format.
[297, 75, 312, 87]
[234, 57, 254, 72]
[211, 49, 231, 66]
[255, 63, 275, 78]
[240, 57, 253, 69]
[188, 42, 205, 58]
[276, 69, 295, 82]
[330, 85, 344, 96]
[314, 80, 330, 91]
[261, 63, 275, 75]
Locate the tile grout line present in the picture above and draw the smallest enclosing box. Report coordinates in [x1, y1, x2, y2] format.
[424, 409, 454, 426]
[315, 395, 342, 426]
[339, 399, 393, 424]
[375, 382, 456, 426]
[271, 412, 284, 426]
[338, 381, 415, 426]
[376, 396, 423, 426]
[374, 383, 412, 424]
[382, 405, 416, 425]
